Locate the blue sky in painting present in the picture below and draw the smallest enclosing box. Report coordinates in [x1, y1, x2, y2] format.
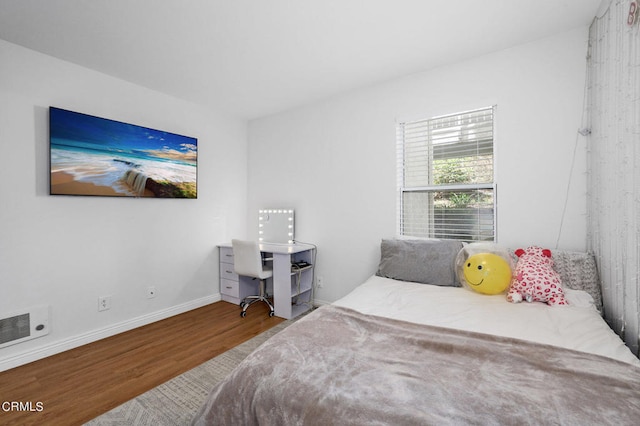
[49, 107, 197, 161]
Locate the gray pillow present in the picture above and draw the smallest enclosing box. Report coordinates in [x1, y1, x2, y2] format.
[551, 250, 603, 315]
[376, 239, 464, 286]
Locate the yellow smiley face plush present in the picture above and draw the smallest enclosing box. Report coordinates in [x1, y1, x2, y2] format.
[463, 253, 512, 295]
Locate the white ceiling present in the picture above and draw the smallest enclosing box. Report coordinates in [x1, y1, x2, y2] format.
[0, 0, 603, 120]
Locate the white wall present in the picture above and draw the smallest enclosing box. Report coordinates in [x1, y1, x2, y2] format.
[0, 40, 247, 370]
[248, 28, 590, 304]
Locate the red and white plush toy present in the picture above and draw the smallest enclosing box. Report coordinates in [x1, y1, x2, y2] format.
[507, 246, 568, 306]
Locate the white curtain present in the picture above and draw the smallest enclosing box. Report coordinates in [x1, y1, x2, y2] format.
[587, 0, 640, 354]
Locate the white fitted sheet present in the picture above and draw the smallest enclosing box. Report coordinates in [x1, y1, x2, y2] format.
[333, 275, 640, 366]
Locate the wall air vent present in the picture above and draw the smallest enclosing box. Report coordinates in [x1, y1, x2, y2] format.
[0, 306, 50, 349]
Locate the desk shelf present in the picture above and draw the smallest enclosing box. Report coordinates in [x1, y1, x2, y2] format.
[291, 269, 313, 296]
[290, 265, 313, 274]
[270, 243, 316, 319]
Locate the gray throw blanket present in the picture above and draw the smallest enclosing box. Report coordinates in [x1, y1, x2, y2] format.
[192, 305, 640, 425]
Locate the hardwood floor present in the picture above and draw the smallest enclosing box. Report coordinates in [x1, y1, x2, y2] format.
[0, 301, 284, 426]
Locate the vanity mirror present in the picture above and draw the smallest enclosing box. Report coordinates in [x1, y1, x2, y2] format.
[258, 209, 294, 244]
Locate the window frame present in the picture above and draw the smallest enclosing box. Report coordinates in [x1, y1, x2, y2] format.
[396, 106, 497, 242]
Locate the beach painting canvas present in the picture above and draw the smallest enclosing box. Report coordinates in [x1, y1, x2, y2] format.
[49, 107, 197, 198]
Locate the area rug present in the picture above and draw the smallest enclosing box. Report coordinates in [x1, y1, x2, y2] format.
[85, 318, 296, 425]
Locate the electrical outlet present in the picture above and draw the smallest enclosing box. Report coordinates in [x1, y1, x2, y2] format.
[147, 286, 156, 299]
[316, 276, 324, 288]
[98, 296, 111, 312]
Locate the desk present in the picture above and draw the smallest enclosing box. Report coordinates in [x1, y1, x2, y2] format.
[218, 242, 316, 319]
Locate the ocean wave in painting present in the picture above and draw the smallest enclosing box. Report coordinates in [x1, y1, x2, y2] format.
[51, 143, 196, 196]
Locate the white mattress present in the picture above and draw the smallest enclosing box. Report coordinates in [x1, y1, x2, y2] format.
[333, 275, 640, 366]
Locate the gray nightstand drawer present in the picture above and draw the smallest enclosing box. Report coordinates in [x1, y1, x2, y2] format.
[220, 278, 239, 297]
[219, 246, 234, 263]
[220, 265, 238, 281]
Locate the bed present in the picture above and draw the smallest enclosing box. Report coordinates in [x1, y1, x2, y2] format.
[193, 239, 640, 425]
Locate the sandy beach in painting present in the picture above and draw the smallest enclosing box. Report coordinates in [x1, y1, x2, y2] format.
[50, 170, 154, 197]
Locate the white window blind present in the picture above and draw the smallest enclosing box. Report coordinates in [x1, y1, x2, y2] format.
[397, 106, 496, 241]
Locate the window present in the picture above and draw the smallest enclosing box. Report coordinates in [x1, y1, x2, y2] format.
[397, 106, 495, 241]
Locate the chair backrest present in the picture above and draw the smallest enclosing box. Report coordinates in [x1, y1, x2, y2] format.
[231, 239, 271, 279]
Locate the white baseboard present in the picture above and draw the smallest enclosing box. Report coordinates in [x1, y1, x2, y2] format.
[0, 293, 221, 372]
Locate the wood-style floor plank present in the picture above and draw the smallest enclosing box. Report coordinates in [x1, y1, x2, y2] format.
[0, 301, 283, 426]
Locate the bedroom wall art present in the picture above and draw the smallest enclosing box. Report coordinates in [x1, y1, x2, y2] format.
[49, 107, 197, 198]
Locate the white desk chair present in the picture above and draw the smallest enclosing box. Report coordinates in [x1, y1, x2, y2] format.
[232, 239, 274, 317]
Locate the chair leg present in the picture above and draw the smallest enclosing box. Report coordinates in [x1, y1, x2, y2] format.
[240, 279, 274, 317]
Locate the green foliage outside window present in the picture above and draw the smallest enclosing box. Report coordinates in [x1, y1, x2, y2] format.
[433, 157, 492, 208]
